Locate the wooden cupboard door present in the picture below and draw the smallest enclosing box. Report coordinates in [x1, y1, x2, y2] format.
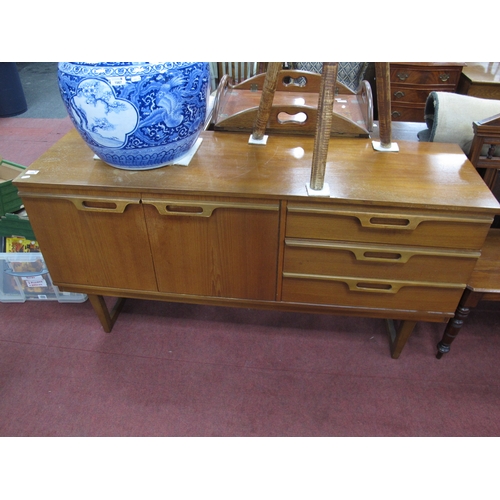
[143, 197, 280, 300]
[21, 194, 158, 291]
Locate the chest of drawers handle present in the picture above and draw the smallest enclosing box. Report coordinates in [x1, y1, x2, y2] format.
[393, 91, 405, 99]
[285, 239, 480, 264]
[396, 72, 409, 81]
[283, 272, 465, 294]
[287, 206, 489, 230]
[439, 73, 450, 82]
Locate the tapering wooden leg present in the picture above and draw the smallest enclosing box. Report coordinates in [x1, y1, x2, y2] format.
[387, 319, 417, 359]
[436, 288, 482, 359]
[88, 294, 126, 332]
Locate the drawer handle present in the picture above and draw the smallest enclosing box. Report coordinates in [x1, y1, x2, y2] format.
[143, 199, 279, 217]
[283, 272, 465, 294]
[393, 91, 405, 99]
[396, 72, 409, 81]
[358, 215, 414, 229]
[287, 206, 492, 227]
[439, 73, 450, 82]
[358, 250, 403, 262]
[391, 111, 402, 118]
[352, 281, 396, 293]
[285, 239, 481, 263]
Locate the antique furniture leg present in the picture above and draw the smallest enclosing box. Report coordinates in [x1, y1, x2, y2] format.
[387, 319, 417, 359]
[88, 294, 127, 333]
[436, 288, 482, 358]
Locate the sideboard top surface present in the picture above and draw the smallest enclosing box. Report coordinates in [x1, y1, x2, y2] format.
[15, 128, 500, 214]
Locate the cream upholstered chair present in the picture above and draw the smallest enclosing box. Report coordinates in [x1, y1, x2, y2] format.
[436, 113, 500, 358]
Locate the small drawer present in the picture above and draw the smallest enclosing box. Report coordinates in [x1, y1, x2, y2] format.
[283, 239, 479, 284]
[391, 87, 436, 104]
[282, 275, 464, 314]
[390, 67, 461, 86]
[390, 103, 425, 122]
[286, 205, 492, 251]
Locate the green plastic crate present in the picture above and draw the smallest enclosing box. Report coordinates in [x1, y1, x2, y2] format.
[0, 159, 25, 217]
[0, 213, 36, 240]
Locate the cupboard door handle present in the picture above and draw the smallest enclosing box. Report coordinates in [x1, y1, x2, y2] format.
[21, 194, 141, 213]
[143, 199, 279, 217]
[69, 196, 139, 213]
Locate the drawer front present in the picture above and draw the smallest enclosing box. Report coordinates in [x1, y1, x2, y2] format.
[390, 105, 425, 122]
[391, 85, 453, 103]
[283, 239, 478, 284]
[286, 205, 491, 251]
[390, 67, 461, 86]
[282, 275, 464, 314]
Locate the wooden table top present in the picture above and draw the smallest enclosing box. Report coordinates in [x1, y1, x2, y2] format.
[15, 128, 500, 215]
[462, 62, 500, 85]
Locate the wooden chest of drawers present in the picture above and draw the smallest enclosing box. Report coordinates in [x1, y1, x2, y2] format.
[282, 203, 482, 314]
[14, 130, 500, 358]
[390, 63, 464, 122]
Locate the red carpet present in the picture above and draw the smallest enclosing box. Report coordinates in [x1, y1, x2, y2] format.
[1, 297, 499, 436]
[0, 116, 73, 166]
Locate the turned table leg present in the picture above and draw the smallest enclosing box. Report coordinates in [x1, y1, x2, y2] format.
[88, 294, 126, 333]
[436, 288, 482, 359]
[387, 319, 417, 359]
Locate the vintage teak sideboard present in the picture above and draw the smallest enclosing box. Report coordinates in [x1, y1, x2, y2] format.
[14, 129, 500, 358]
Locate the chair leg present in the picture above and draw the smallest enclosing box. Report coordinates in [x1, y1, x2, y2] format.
[436, 289, 482, 359]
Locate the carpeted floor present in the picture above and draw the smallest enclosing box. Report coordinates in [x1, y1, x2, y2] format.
[1, 296, 499, 437]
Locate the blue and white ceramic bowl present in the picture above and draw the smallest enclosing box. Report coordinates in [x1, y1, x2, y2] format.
[58, 62, 210, 169]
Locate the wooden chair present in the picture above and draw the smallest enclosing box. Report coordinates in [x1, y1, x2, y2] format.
[436, 114, 500, 358]
[468, 113, 500, 190]
[211, 62, 266, 88]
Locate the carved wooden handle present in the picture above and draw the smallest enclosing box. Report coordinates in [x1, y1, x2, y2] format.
[283, 272, 464, 294]
[287, 205, 487, 229]
[47, 195, 140, 213]
[143, 199, 279, 217]
[285, 239, 479, 263]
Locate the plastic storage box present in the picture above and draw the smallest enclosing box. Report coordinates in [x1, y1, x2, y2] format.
[0, 252, 87, 303]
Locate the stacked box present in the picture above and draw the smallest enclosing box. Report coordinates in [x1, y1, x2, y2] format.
[0, 252, 87, 303]
[0, 212, 37, 241]
[0, 160, 25, 216]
